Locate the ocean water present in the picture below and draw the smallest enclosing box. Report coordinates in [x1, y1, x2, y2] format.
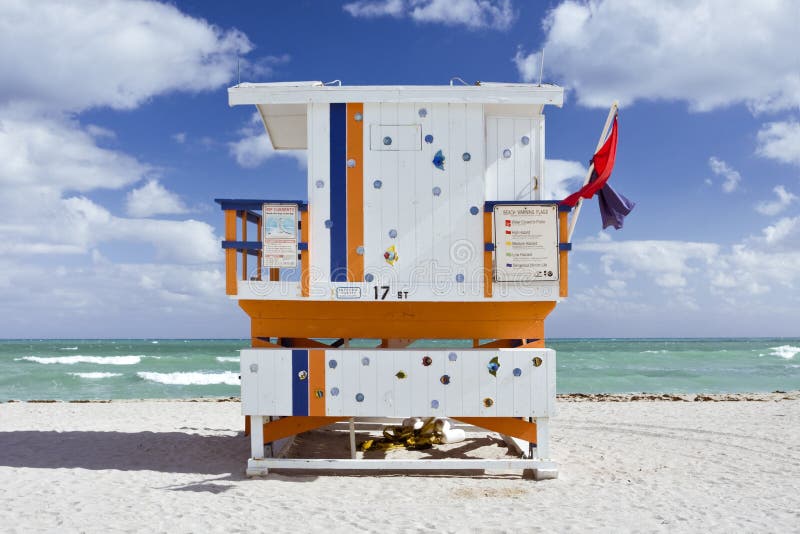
[0, 338, 798, 401]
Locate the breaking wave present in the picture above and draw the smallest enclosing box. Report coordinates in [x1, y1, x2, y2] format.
[769, 345, 800, 360]
[68, 372, 123, 379]
[136, 371, 240, 386]
[216, 357, 240, 363]
[17, 355, 143, 365]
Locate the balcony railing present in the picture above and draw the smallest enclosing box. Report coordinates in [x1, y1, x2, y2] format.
[215, 199, 309, 296]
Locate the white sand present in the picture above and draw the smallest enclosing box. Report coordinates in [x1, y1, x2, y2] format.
[1, 395, 798, 532]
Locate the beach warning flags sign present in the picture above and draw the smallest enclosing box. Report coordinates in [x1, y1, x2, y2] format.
[561, 116, 634, 229]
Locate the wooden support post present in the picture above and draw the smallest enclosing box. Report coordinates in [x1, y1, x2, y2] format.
[348, 418, 357, 460]
[534, 417, 550, 459]
[224, 210, 237, 295]
[483, 210, 493, 298]
[301, 207, 310, 296]
[241, 210, 248, 281]
[250, 415, 265, 459]
[256, 215, 262, 281]
[559, 210, 569, 298]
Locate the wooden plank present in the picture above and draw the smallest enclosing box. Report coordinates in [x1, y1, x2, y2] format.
[465, 105, 485, 286]
[483, 211, 493, 298]
[261, 416, 341, 444]
[241, 300, 555, 340]
[559, 210, 569, 297]
[513, 118, 534, 200]
[225, 210, 237, 295]
[301, 207, 310, 296]
[512, 350, 532, 417]
[308, 349, 326, 416]
[346, 102, 364, 282]
[431, 103, 450, 273]
[496, 350, 514, 414]
[414, 102, 434, 282]
[241, 210, 248, 280]
[309, 103, 331, 283]
[362, 102, 382, 285]
[324, 349, 343, 416]
[453, 417, 537, 443]
[395, 102, 417, 282]
[497, 118, 515, 200]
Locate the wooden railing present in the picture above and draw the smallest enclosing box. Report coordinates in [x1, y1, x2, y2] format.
[215, 199, 308, 296]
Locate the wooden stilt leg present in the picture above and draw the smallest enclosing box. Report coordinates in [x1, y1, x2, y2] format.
[250, 415, 265, 459]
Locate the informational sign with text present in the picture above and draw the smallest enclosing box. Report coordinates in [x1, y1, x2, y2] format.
[493, 204, 559, 282]
[262, 203, 298, 268]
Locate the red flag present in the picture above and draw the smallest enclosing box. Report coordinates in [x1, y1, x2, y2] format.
[561, 116, 619, 208]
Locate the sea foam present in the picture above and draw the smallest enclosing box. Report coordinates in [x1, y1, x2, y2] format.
[216, 357, 240, 363]
[17, 355, 143, 365]
[769, 345, 800, 359]
[137, 371, 240, 386]
[68, 372, 123, 379]
[59, 347, 78, 350]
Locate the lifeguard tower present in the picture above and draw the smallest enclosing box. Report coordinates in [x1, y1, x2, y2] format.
[216, 80, 570, 479]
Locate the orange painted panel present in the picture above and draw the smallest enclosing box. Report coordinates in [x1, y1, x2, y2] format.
[261, 416, 341, 444]
[241, 211, 248, 281]
[301, 207, 310, 296]
[346, 103, 364, 282]
[308, 349, 326, 416]
[241, 300, 554, 340]
[483, 211, 493, 298]
[559, 211, 569, 297]
[225, 209, 237, 295]
[453, 417, 537, 443]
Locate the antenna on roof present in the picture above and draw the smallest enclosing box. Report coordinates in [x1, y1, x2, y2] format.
[323, 80, 342, 86]
[538, 49, 545, 86]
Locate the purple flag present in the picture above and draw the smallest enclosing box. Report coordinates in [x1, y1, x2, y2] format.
[598, 184, 635, 230]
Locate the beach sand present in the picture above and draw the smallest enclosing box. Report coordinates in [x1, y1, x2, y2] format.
[1, 394, 798, 532]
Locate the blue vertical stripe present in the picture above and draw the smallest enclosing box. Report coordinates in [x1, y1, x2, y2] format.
[291, 349, 309, 416]
[329, 103, 348, 281]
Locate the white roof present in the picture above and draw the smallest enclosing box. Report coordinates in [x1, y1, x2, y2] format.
[232, 81, 564, 150]
[229, 81, 564, 106]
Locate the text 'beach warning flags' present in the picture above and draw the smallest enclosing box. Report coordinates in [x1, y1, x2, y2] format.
[561, 115, 634, 230]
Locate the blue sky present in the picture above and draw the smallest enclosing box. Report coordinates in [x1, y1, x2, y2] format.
[0, 0, 798, 338]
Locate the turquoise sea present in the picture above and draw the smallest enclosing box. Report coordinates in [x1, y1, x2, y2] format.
[0, 339, 798, 401]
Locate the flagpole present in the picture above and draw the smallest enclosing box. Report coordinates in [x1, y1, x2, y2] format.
[567, 101, 619, 242]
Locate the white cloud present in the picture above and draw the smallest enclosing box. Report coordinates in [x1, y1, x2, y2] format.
[344, 0, 405, 18]
[172, 132, 187, 144]
[543, 158, 586, 199]
[0, 116, 148, 194]
[0, 0, 252, 113]
[757, 120, 800, 166]
[755, 185, 797, 216]
[580, 239, 719, 289]
[516, 0, 799, 112]
[344, 0, 515, 30]
[229, 112, 307, 168]
[126, 180, 190, 218]
[708, 156, 741, 193]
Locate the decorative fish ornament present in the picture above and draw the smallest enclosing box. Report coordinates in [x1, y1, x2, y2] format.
[433, 149, 445, 170]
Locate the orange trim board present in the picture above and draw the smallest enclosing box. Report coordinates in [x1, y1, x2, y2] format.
[225, 210, 237, 295]
[483, 211, 493, 298]
[301, 207, 310, 296]
[241, 300, 554, 340]
[346, 103, 364, 282]
[308, 349, 326, 416]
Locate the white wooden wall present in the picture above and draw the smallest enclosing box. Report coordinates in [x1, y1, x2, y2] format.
[299, 102, 551, 300]
[362, 103, 485, 288]
[240, 348, 556, 418]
